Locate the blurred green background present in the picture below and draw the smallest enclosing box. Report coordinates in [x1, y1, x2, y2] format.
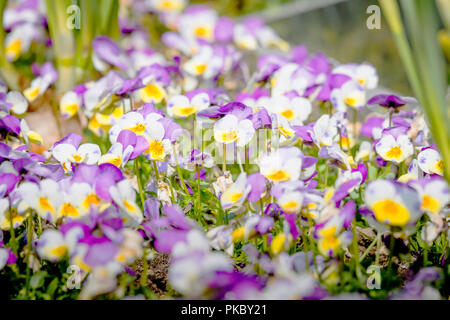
[195, 0, 412, 95]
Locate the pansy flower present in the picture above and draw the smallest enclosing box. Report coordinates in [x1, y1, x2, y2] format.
[332, 63, 378, 89]
[52, 138, 101, 172]
[375, 134, 413, 164]
[36, 229, 69, 262]
[259, 147, 303, 183]
[268, 95, 312, 126]
[310, 114, 338, 147]
[220, 173, 250, 209]
[330, 80, 366, 111]
[167, 90, 210, 118]
[410, 178, 450, 216]
[109, 179, 143, 227]
[0, 197, 26, 230]
[365, 180, 422, 227]
[417, 148, 444, 176]
[213, 114, 255, 147]
[17, 179, 62, 222]
[60, 90, 82, 119]
[4, 91, 28, 115]
[23, 62, 58, 102]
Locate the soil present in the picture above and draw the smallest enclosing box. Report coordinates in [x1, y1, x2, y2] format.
[135, 253, 170, 296]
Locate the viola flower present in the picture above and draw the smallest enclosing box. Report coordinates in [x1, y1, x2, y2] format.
[5, 91, 28, 115]
[109, 179, 143, 227]
[60, 90, 81, 119]
[100, 130, 148, 167]
[270, 63, 315, 97]
[213, 114, 255, 147]
[178, 5, 218, 42]
[52, 140, 101, 172]
[259, 147, 303, 183]
[167, 91, 210, 118]
[220, 173, 250, 209]
[17, 179, 62, 222]
[375, 134, 413, 164]
[268, 95, 312, 126]
[4, 23, 37, 62]
[183, 45, 222, 79]
[0, 197, 26, 230]
[23, 62, 58, 102]
[149, 0, 187, 13]
[314, 201, 355, 257]
[330, 80, 366, 111]
[365, 180, 422, 227]
[355, 141, 373, 162]
[367, 94, 417, 111]
[36, 229, 68, 262]
[271, 181, 305, 213]
[20, 119, 43, 145]
[417, 148, 444, 176]
[410, 178, 450, 216]
[311, 114, 338, 147]
[332, 63, 378, 89]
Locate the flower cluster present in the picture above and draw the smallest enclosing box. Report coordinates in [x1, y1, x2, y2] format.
[0, 0, 449, 300]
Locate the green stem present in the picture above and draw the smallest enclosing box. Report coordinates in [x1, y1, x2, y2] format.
[352, 218, 362, 282]
[134, 158, 146, 207]
[140, 248, 148, 287]
[25, 211, 33, 299]
[152, 160, 160, 182]
[375, 233, 382, 266]
[302, 226, 310, 272]
[8, 207, 17, 256]
[222, 143, 227, 173]
[359, 236, 378, 263]
[173, 149, 189, 195]
[196, 165, 202, 209]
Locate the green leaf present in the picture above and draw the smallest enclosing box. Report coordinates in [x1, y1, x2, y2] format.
[30, 271, 47, 289]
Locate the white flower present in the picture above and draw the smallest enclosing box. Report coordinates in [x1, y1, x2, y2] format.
[259, 147, 303, 183]
[17, 179, 62, 222]
[375, 134, 413, 164]
[109, 179, 143, 227]
[214, 114, 255, 147]
[6, 91, 28, 115]
[220, 173, 250, 209]
[52, 143, 101, 171]
[418, 148, 444, 176]
[60, 91, 81, 119]
[312, 114, 338, 147]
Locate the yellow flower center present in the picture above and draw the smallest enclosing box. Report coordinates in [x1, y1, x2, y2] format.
[62, 103, 79, 117]
[271, 234, 287, 255]
[146, 140, 165, 160]
[39, 197, 55, 213]
[281, 201, 299, 213]
[107, 157, 122, 167]
[50, 245, 67, 258]
[5, 39, 21, 60]
[141, 83, 166, 103]
[280, 109, 294, 120]
[24, 87, 40, 101]
[123, 200, 136, 212]
[61, 203, 79, 217]
[83, 193, 100, 210]
[344, 97, 357, 107]
[266, 169, 290, 182]
[221, 131, 238, 143]
[435, 160, 443, 175]
[194, 26, 210, 39]
[232, 227, 245, 242]
[195, 64, 207, 75]
[385, 146, 403, 160]
[421, 195, 440, 214]
[372, 199, 410, 226]
[129, 123, 146, 135]
[72, 154, 83, 162]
